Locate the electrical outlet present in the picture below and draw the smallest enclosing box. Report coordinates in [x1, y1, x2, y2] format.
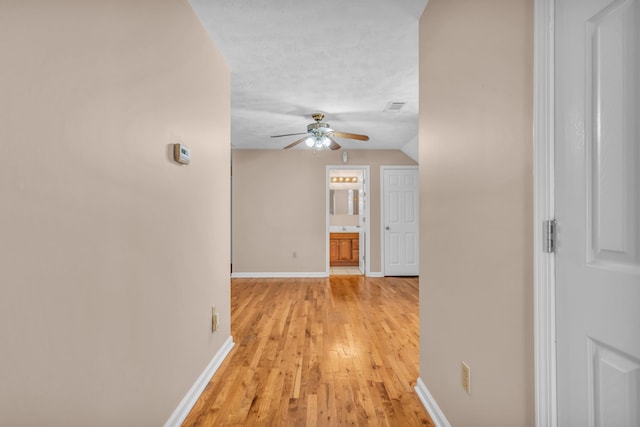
[211, 306, 219, 332]
[461, 362, 471, 394]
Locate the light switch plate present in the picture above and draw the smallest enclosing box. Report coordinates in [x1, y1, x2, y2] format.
[461, 361, 471, 394]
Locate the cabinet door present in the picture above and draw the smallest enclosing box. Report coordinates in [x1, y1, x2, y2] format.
[339, 239, 352, 260]
[351, 238, 359, 262]
[330, 240, 338, 261]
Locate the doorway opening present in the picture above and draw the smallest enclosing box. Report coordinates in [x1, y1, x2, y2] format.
[326, 166, 370, 276]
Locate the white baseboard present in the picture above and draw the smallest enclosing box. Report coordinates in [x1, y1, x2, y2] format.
[231, 272, 386, 279]
[415, 377, 452, 427]
[164, 336, 234, 427]
[231, 272, 328, 278]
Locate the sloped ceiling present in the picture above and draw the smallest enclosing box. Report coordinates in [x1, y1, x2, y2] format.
[189, 0, 427, 151]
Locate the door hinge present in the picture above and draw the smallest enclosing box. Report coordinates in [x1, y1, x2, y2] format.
[543, 219, 556, 254]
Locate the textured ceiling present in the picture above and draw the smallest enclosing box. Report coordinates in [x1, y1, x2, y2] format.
[189, 0, 427, 150]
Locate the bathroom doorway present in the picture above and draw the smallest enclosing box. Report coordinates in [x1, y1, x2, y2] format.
[326, 166, 370, 276]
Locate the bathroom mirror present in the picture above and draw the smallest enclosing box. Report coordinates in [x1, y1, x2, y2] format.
[330, 189, 359, 216]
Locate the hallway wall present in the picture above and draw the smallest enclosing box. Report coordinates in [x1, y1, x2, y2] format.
[232, 149, 416, 274]
[0, 1, 230, 425]
[418, 0, 534, 425]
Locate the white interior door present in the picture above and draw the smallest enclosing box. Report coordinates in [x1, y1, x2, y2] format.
[382, 167, 419, 276]
[556, 0, 640, 425]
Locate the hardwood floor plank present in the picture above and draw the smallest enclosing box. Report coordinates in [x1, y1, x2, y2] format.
[306, 393, 318, 427]
[182, 276, 433, 426]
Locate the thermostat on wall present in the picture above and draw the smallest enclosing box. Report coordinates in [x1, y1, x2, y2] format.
[173, 143, 190, 165]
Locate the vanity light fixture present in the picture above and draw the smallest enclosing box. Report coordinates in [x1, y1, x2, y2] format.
[331, 176, 358, 183]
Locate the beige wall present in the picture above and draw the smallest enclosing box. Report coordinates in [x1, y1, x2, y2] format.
[419, 0, 534, 426]
[0, 1, 230, 425]
[232, 149, 416, 274]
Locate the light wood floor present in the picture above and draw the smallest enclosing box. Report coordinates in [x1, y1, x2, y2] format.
[183, 276, 433, 426]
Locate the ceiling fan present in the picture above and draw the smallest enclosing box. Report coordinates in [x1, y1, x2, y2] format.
[271, 113, 369, 150]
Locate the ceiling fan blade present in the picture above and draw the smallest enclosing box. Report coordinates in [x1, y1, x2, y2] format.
[271, 132, 307, 138]
[332, 131, 369, 141]
[328, 137, 341, 151]
[283, 136, 308, 150]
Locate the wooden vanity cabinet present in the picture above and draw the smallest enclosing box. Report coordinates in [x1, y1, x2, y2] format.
[330, 233, 359, 266]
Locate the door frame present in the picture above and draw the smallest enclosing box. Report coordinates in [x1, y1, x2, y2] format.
[534, 0, 557, 426]
[380, 165, 419, 277]
[326, 165, 371, 276]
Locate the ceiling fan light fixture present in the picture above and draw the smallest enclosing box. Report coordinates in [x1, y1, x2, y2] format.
[277, 114, 369, 150]
[310, 136, 328, 150]
[307, 122, 332, 134]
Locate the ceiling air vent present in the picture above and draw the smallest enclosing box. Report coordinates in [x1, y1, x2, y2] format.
[383, 101, 406, 112]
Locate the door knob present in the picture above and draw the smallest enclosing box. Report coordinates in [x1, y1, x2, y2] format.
[385, 226, 390, 230]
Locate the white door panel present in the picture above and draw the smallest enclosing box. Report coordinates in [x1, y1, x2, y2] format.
[383, 167, 419, 276]
[556, 0, 640, 425]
